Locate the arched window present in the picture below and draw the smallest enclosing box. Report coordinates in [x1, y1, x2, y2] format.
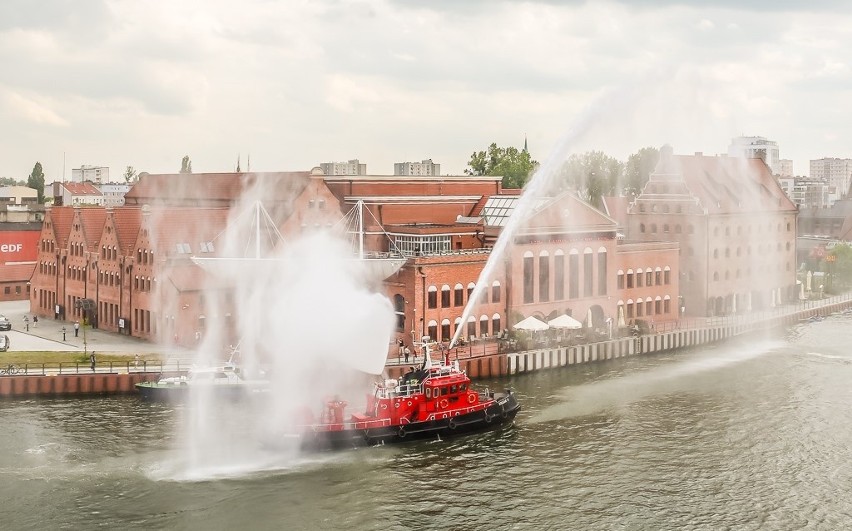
[655, 267, 662, 285]
[427, 320, 438, 342]
[568, 250, 579, 299]
[626, 269, 634, 289]
[639, 223, 646, 233]
[636, 297, 644, 316]
[554, 250, 565, 300]
[491, 280, 501, 303]
[655, 296, 662, 314]
[441, 319, 451, 342]
[636, 268, 644, 288]
[626, 299, 634, 318]
[454, 283, 464, 306]
[664, 295, 671, 314]
[583, 248, 594, 297]
[467, 282, 476, 300]
[454, 317, 463, 334]
[664, 266, 671, 284]
[441, 285, 451, 308]
[480, 315, 490, 337]
[427, 286, 437, 309]
[492, 314, 501, 336]
[597, 247, 607, 295]
[393, 294, 405, 331]
[467, 316, 476, 339]
[539, 250, 550, 302]
[617, 270, 625, 290]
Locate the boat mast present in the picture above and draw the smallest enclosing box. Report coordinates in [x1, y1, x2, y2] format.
[358, 199, 365, 259]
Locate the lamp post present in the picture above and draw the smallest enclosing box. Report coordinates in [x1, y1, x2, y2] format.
[23, 316, 29, 332]
[61, 326, 67, 341]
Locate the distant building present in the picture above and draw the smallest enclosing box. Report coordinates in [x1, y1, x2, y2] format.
[0, 186, 38, 206]
[727, 136, 780, 175]
[319, 160, 367, 176]
[394, 159, 441, 176]
[53, 182, 104, 207]
[810, 158, 852, 204]
[628, 146, 797, 317]
[779, 159, 794, 178]
[72, 165, 110, 184]
[778, 176, 830, 210]
[97, 183, 131, 207]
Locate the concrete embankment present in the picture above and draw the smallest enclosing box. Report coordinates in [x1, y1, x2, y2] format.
[0, 371, 180, 398]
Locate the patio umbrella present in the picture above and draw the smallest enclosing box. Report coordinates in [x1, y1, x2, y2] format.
[617, 306, 626, 327]
[586, 308, 594, 328]
[513, 315, 550, 331]
[547, 314, 583, 329]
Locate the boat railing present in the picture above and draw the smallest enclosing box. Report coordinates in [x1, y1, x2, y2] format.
[376, 381, 423, 399]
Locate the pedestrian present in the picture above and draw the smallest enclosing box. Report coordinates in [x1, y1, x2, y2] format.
[74, 321, 80, 337]
[397, 338, 404, 360]
[90, 351, 96, 372]
[33, 315, 38, 327]
[404, 345, 410, 363]
[134, 354, 140, 369]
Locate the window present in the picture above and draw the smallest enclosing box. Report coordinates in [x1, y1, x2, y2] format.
[480, 315, 489, 336]
[467, 317, 476, 339]
[646, 300, 653, 315]
[441, 319, 451, 342]
[454, 284, 464, 306]
[626, 269, 634, 289]
[655, 268, 662, 286]
[427, 286, 437, 309]
[554, 252, 565, 300]
[427, 320, 438, 342]
[583, 249, 593, 297]
[441, 286, 451, 308]
[491, 281, 501, 303]
[467, 282, 475, 300]
[664, 267, 671, 284]
[664, 297, 671, 314]
[655, 297, 662, 314]
[646, 271, 653, 286]
[539, 252, 550, 302]
[393, 294, 405, 331]
[636, 298, 643, 316]
[637, 269, 644, 287]
[639, 223, 646, 233]
[492, 314, 501, 336]
[627, 301, 634, 318]
[617, 271, 624, 290]
[598, 249, 607, 295]
[523, 252, 534, 304]
[569, 252, 579, 299]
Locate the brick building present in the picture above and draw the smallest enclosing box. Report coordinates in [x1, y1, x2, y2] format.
[627, 146, 798, 316]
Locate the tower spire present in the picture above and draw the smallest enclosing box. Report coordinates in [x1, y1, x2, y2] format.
[523, 134, 528, 153]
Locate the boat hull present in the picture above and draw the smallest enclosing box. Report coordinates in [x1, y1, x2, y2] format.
[298, 391, 521, 451]
[135, 381, 268, 402]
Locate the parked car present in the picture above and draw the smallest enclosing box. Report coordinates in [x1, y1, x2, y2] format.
[0, 334, 9, 352]
[0, 315, 10, 331]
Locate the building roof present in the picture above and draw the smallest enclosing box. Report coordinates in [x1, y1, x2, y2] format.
[47, 207, 76, 247]
[63, 182, 103, 196]
[125, 172, 313, 206]
[112, 207, 142, 252]
[0, 262, 36, 282]
[144, 207, 231, 257]
[164, 263, 213, 292]
[78, 208, 108, 247]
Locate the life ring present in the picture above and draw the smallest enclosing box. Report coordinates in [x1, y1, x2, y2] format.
[381, 403, 388, 410]
[407, 401, 412, 407]
[394, 402, 400, 408]
[439, 399, 449, 409]
[398, 427, 406, 438]
[448, 419, 457, 430]
[467, 394, 476, 404]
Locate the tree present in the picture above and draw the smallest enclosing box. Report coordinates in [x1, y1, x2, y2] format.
[180, 155, 192, 174]
[0, 177, 26, 186]
[623, 147, 660, 197]
[554, 151, 623, 208]
[465, 143, 538, 189]
[123, 166, 137, 183]
[27, 162, 45, 203]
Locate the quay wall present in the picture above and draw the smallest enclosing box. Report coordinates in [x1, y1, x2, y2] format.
[506, 297, 852, 377]
[0, 372, 179, 398]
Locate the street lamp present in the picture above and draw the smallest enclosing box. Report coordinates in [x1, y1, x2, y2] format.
[23, 315, 29, 332]
[61, 326, 67, 341]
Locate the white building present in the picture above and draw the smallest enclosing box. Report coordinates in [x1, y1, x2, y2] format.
[97, 183, 131, 207]
[54, 182, 104, 206]
[779, 159, 794, 178]
[810, 158, 852, 204]
[71, 165, 110, 184]
[727, 136, 780, 175]
[0, 186, 38, 205]
[394, 159, 441, 176]
[319, 160, 367, 176]
[779, 176, 830, 210]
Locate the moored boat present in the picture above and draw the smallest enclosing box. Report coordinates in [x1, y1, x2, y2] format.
[135, 363, 269, 401]
[294, 342, 520, 450]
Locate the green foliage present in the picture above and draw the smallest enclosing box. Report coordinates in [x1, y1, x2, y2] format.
[27, 162, 45, 203]
[555, 151, 623, 208]
[180, 155, 192, 174]
[465, 143, 538, 189]
[829, 244, 852, 290]
[624, 147, 659, 197]
[123, 165, 137, 183]
[0, 176, 26, 186]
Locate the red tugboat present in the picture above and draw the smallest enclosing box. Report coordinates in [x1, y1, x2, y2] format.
[297, 342, 520, 450]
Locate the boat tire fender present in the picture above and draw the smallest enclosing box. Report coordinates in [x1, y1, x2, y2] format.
[448, 419, 457, 430]
[484, 413, 492, 424]
[398, 427, 406, 438]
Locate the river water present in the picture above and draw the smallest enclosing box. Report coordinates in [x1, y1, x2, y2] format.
[2, 313, 852, 530]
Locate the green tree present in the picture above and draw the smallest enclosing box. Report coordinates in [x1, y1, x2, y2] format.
[27, 162, 45, 203]
[829, 244, 852, 292]
[0, 177, 26, 186]
[554, 151, 623, 208]
[465, 143, 538, 189]
[180, 155, 192, 174]
[123, 165, 137, 183]
[623, 147, 660, 197]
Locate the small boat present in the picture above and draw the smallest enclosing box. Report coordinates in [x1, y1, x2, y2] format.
[293, 342, 520, 451]
[135, 362, 269, 401]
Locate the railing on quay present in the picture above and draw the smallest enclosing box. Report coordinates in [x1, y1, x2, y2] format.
[0, 358, 196, 377]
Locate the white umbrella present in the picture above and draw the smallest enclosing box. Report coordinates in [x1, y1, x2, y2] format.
[586, 308, 594, 328]
[513, 315, 550, 331]
[617, 306, 626, 327]
[547, 314, 583, 329]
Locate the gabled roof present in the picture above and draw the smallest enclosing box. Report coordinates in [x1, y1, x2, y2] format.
[125, 172, 313, 206]
[112, 207, 142, 253]
[0, 263, 36, 282]
[63, 182, 102, 196]
[77, 208, 108, 247]
[46, 207, 75, 247]
[143, 207, 231, 257]
[520, 191, 618, 234]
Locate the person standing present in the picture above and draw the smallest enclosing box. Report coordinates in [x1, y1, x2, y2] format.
[90, 351, 96, 372]
[74, 321, 80, 337]
[404, 346, 411, 364]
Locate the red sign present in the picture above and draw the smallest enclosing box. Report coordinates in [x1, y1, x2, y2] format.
[0, 230, 40, 263]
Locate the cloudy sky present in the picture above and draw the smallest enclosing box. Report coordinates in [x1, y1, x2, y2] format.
[2, 0, 850, 181]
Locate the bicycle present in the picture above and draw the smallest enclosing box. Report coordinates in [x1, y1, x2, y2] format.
[0, 365, 21, 375]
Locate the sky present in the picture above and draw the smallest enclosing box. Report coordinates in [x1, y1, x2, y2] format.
[1, 0, 851, 182]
